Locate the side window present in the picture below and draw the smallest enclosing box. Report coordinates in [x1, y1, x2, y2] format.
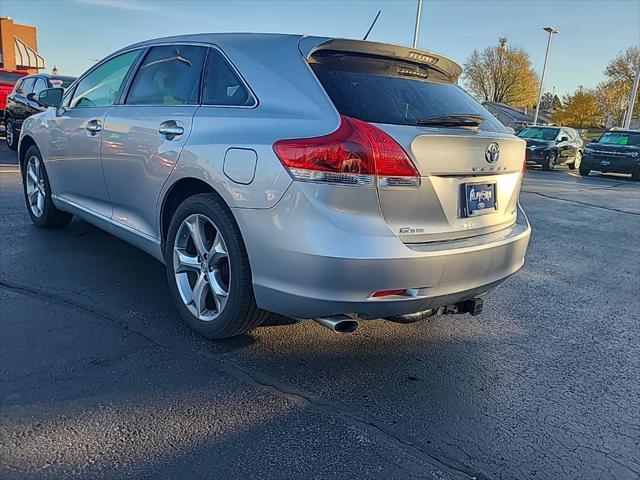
[202, 49, 254, 106]
[13, 79, 24, 94]
[33, 78, 48, 95]
[20, 78, 35, 95]
[126, 45, 207, 105]
[70, 50, 139, 108]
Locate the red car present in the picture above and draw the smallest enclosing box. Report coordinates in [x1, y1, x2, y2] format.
[0, 68, 28, 118]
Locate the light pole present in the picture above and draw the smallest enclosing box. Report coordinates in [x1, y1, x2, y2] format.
[623, 60, 640, 129]
[412, 0, 423, 48]
[533, 26, 558, 125]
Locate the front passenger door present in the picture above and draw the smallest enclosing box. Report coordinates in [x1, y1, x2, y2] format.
[27, 77, 48, 117]
[47, 50, 141, 218]
[557, 128, 571, 163]
[101, 44, 207, 239]
[13, 77, 35, 129]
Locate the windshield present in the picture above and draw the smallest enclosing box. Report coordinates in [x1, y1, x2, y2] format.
[309, 52, 507, 133]
[594, 131, 640, 146]
[517, 127, 559, 140]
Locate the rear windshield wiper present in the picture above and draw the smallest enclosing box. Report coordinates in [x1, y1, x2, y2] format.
[416, 114, 485, 128]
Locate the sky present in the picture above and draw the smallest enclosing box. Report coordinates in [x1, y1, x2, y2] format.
[1, 0, 639, 97]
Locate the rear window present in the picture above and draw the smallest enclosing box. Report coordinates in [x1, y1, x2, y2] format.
[309, 52, 506, 132]
[0, 72, 26, 84]
[595, 131, 640, 146]
[50, 78, 75, 89]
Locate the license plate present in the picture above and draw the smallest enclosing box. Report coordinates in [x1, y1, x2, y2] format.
[464, 183, 497, 216]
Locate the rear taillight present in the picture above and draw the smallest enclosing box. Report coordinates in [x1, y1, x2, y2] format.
[273, 115, 420, 187]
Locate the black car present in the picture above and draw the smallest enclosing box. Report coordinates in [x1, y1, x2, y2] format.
[4, 73, 75, 150]
[517, 125, 584, 171]
[580, 129, 640, 181]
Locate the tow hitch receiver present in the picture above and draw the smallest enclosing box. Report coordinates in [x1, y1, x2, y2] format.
[438, 297, 484, 316]
[456, 297, 484, 316]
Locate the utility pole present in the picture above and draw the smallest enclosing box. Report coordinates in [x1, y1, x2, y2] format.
[412, 0, 423, 48]
[623, 60, 640, 129]
[533, 26, 558, 125]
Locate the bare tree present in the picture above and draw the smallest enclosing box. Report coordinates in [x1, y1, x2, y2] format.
[463, 38, 540, 108]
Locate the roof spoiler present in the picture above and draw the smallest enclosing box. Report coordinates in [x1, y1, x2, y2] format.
[299, 37, 463, 83]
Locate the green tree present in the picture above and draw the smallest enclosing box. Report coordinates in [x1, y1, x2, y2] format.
[463, 38, 540, 108]
[539, 92, 561, 112]
[553, 89, 602, 128]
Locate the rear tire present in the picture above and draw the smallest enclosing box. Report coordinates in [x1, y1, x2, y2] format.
[568, 151, 582, 170]
[542, 151, 557, 171]
[5, 117, 18, 150]
[22, 145, 73, 227]
[165, 193, 267, 339]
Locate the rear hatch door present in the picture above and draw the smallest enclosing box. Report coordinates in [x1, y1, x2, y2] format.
[307, 44, 525, 242]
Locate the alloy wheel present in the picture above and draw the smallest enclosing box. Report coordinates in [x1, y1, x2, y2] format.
[6, 119, 13, 147]
[575, 152, 582, 169]
[25, 155, 46, 217]
[173, 213, 231, 321]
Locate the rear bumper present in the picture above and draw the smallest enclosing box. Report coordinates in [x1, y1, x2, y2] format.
[582, 154, 639, 174]
[233, 186, 531, 319]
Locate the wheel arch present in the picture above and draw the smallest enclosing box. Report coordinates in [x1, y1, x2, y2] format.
[159, 177, 230, 252]
[18, 135, 38, 175]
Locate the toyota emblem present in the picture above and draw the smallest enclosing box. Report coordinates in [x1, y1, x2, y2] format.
[485, 143, 500, 163]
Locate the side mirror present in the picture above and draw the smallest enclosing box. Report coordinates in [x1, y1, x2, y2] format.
[559, 136, 569, 142]
[26, 92, 37, 101]
[37, 87, 64, 108]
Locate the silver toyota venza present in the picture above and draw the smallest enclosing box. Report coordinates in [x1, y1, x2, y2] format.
[19, 34, 531, 338]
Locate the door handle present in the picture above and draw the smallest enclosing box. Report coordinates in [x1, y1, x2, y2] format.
[158, 121, 184, 138]
[86, 120, 102, 134]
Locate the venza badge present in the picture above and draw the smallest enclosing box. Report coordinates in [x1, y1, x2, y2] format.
[485, 142, 500, 163]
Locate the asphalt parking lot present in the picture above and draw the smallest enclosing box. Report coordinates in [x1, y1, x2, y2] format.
[1, 142, 639, 480]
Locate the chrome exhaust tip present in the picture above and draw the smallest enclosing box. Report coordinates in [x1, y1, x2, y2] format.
[314, 315, 359, 333]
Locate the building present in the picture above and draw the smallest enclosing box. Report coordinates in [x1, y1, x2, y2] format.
[484, 102, 553, 132]
[0, 16, 45, 74]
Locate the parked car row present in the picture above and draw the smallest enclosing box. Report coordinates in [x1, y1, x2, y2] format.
[516, 124, 639, 181]
[4, 72, 75, 150]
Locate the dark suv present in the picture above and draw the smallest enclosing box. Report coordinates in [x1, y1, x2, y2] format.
[4, 73, 75, 150]
[581, 129, 640, 180]
[518, 125, 584, 171]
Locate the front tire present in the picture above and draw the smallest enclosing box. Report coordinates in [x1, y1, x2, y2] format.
[165, 193, 267, 339]
[631, 167, 640, 181]
[579, 164, 590, 177]
[5, 117, 18, 150]
[22, 145, 73, 227]
[542, 151, 557, 171]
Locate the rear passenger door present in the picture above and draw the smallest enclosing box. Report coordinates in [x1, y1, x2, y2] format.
[101, 44, 207, 239]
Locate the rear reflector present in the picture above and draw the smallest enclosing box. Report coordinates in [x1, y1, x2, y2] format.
[273, 115, 420, 187]
[371, 289, 407, 298]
